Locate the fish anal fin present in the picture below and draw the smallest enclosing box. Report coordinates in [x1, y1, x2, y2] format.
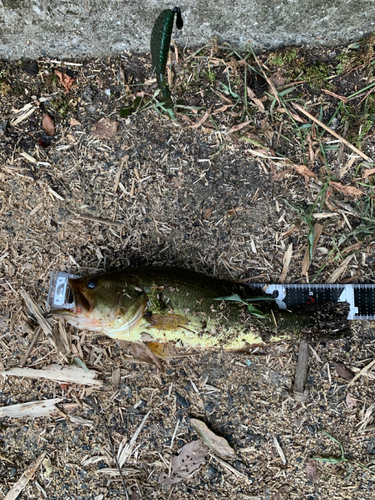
[147, 313, 189, 331]
[146, 341, 172, 360]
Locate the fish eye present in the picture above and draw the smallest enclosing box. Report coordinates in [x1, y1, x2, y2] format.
[86, 279, 97, 289]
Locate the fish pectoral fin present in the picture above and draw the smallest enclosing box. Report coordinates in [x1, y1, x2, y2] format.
[146, 341, 173, 360]
[147, 313, 189, 331]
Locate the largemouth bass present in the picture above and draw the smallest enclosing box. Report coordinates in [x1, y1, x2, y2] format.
[53, 267, 350, 350]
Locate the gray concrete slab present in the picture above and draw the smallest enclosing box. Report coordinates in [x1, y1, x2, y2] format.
[0, 0, 374, 60]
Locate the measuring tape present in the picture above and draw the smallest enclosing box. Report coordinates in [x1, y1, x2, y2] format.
[250, 283, 375, 320]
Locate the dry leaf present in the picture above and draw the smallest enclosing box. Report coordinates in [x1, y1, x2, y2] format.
[325, 188, 337, 212]
[329, 180, 364, 197]
[42, 113, 55, 136]
[270, 69, 287, 88]
[292, 164, 316, 178]
[275, 485, 290, 500]
[146, 342, 173, 360]
[362, 167, 375, 179]
[301, 223, 323, 275]
[247, 87, 265, 111]
[111, 367, 121, 389]
[70, 118, 81, 126]
[186, 95, 201, 106]
[92, 118, 118, 139]
[342, 242, 362, 255]
[158, 439, 208, 485]
[213, 104, 232, 114]
[170, 176, 183, 190]
[279, 243, 293, 283]
[203, 207, 213, 219]
[55, 70, 75, 94]
[339, 155, 358, 179]
[306, 459, 318, 481]
[190, 418, 236, 459]
[272, 168, 292, 182]
[117, 340, 164, 371]
[228, 120, 251, 134]
[334, 362, 354, 381]
[190, 106, 212, 129]
[346, 391, 357, 409]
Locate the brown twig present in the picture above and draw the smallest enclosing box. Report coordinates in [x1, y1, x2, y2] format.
[293, 103, 372, 162]
[322, 89, 348, 103]
[75, 214, 125, 229]
[336, 56, 375, 81]
[114, 155, 129, 192]
[20, 326, 42, 367]
[293, 340, 309, 403]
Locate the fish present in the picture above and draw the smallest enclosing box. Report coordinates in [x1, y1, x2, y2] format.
[52, 266, 350, 351]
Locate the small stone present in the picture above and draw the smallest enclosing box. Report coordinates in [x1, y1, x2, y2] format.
[205, 402, 215, 412]
[0, 121, 7, 135]
[175, 391, 190, 408]
[120, 384, 132, 399]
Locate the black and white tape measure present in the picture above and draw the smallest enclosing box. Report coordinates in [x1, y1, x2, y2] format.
[250, 283, 375, 321]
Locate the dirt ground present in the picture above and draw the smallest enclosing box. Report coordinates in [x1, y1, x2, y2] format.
[1, 36, 375, 499]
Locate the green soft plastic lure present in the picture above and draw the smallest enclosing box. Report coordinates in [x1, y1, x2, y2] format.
[150, 7, 183, 108]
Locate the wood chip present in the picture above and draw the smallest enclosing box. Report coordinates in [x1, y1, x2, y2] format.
[19, 152, 37, 164]
[279, 243, 293, 283]
[111, 367, 121, 389]
[114, 155, 129, 192]
[326, 254, 354, 283]
[273, 436, 287, 465]
[293, 340, 309, 403]
[19, 290, 53, 339]
[0, 364, 103, 387]
[347, 358, 375, 387]
[11, 103, 37, 126]
[0, 398, 63, 418]
[4, 452, 46, 500]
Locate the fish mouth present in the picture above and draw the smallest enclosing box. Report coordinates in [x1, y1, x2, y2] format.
[69, 279, 93, 313]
